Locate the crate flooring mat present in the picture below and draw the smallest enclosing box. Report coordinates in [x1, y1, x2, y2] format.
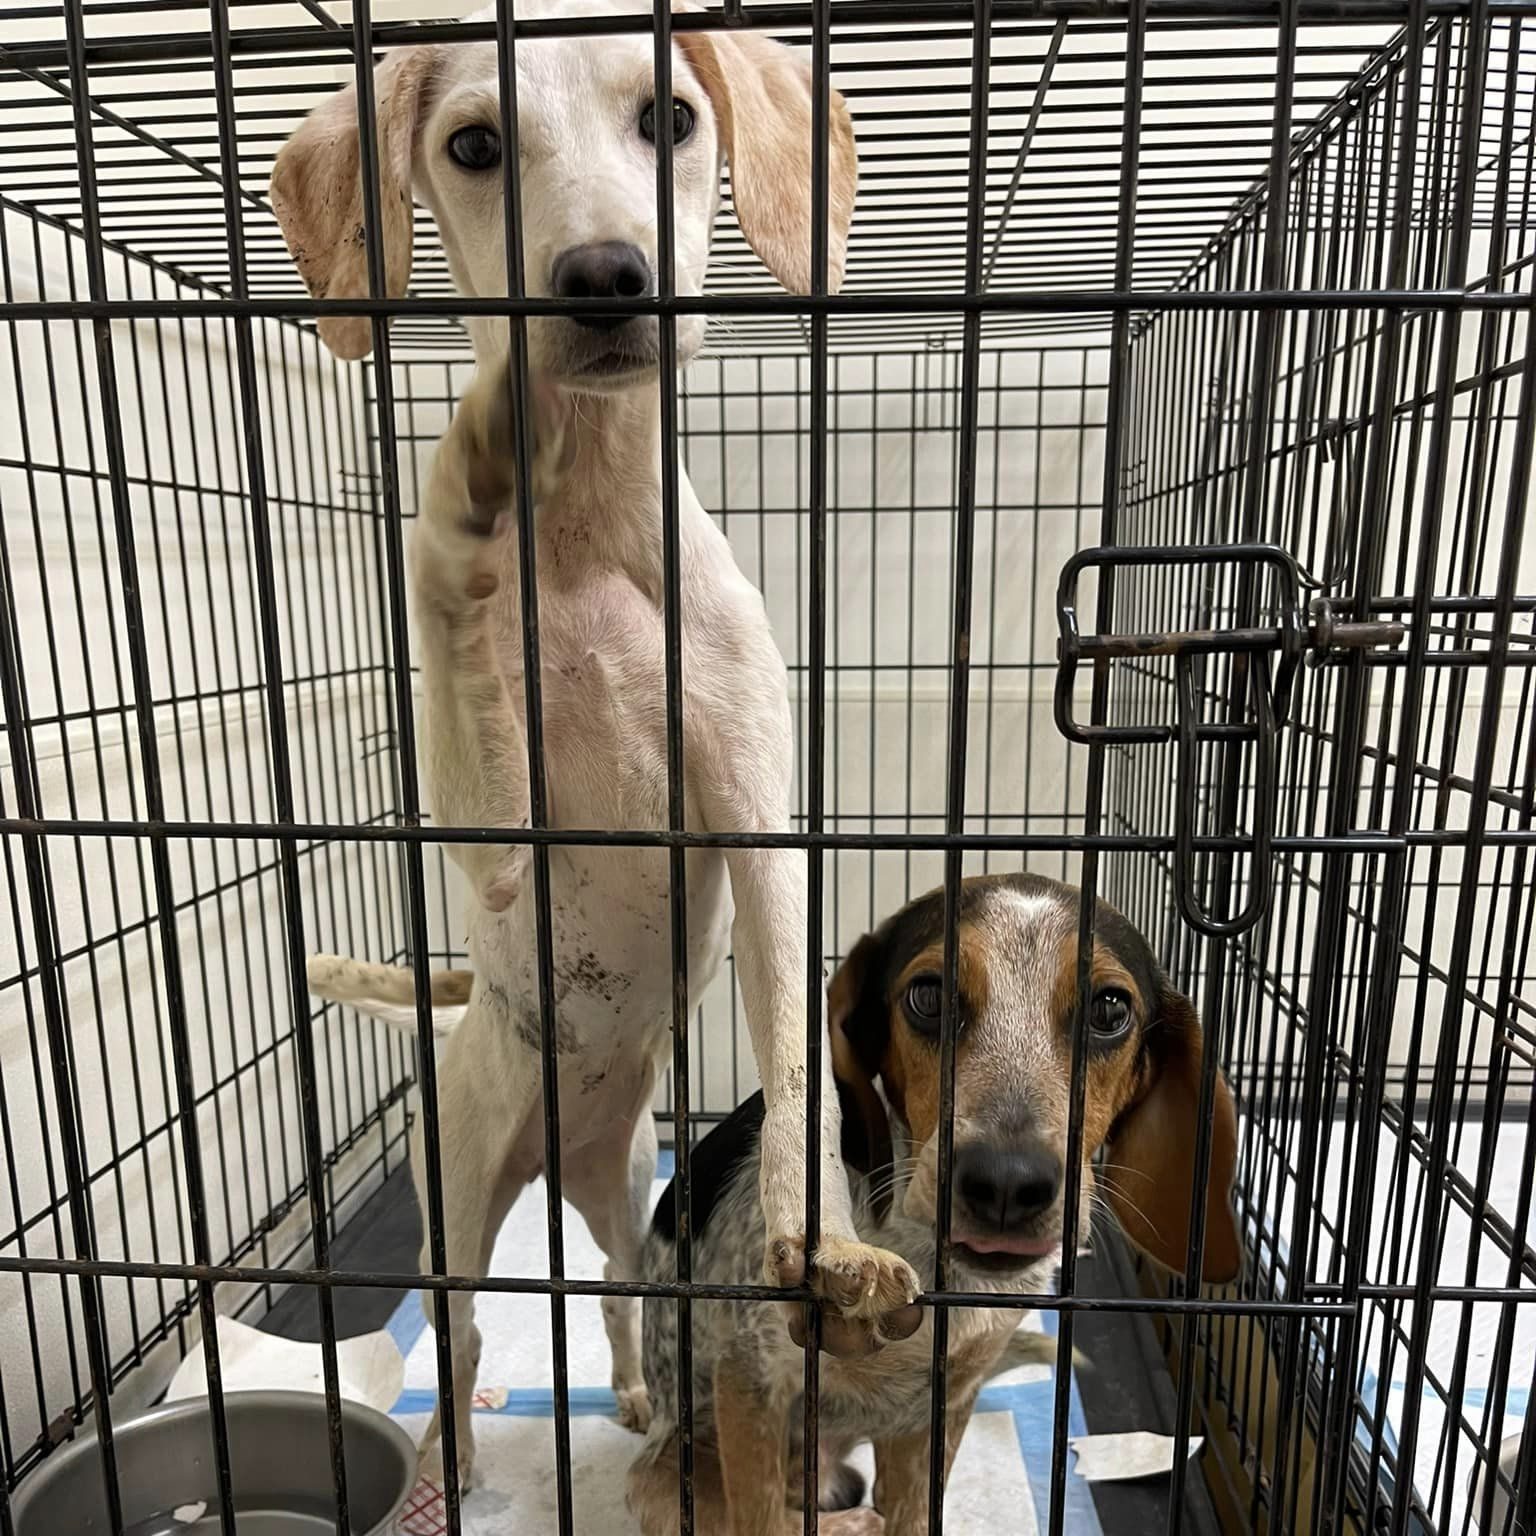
[384, 1152, 1103, 1536]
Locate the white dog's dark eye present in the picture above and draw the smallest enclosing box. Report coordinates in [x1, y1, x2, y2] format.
[448, 125, 501, 170]
[638, 98, 696, 146]
[902, 974, 944, 1033]
[1090, 988, 1133, 1040]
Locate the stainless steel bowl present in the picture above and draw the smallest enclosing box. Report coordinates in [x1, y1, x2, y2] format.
[9, 1390, 417, 1536]
[1469, 1432, 1524, 1532]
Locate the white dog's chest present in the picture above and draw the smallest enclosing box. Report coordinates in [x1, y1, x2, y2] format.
[491, 561, 688, 829]
[450, 552, 738, 1046]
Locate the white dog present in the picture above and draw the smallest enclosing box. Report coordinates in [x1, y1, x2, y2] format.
[271, 0, 920, 1486]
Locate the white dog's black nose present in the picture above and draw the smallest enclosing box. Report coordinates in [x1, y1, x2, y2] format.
[551, 241, 652, 329]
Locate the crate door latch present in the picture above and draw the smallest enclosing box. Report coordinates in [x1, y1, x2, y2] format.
[1054, 543, 1404, 938]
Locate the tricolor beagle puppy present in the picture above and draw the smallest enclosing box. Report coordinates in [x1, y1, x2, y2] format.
[627, 872, 1242, 1535]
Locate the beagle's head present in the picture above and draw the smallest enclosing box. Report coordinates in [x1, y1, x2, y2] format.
[268, 0, 857, 387]
[830, 873, 1243, 1287]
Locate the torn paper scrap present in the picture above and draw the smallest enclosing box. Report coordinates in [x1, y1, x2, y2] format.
[1070, 1431, 1205, 1482]
[165, 1317, 404, 1414]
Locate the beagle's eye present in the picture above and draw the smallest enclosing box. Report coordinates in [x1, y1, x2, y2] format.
[448, 125, 501, 171]
[639, 98, 697, 146]
[1090, 988, 1133, 1041]
[902, 974, 944, 1034]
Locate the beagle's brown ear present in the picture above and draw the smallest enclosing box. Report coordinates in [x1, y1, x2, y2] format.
[828, 932, 891, 1179]
[674, 5, 858, 294]
[269, 47, 441, 361]
[1103, 985, 1242, 1285]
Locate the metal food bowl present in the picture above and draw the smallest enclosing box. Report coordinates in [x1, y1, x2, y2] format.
[9, 1390, 417, 1536]
[1468, 1432, 1524, 1532]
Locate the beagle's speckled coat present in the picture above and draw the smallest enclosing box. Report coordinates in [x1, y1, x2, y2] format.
[627, 873, 1243, 1536]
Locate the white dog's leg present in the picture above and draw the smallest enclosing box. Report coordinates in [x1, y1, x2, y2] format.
[563, 1076, 659, 1433]
[723, 844, 921, 1347]
[691, 659, 921, 1345]
[412, 366, 569, 914]
[411, 1001, 544, 1487]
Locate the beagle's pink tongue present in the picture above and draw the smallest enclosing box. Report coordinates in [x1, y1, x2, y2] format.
[955, 1232, 1060, 1257]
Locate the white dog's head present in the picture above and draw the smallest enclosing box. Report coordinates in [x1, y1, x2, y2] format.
[270, 0, 857, 390]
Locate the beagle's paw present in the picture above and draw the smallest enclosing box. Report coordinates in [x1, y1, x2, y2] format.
[770, 1235, 923, 1358]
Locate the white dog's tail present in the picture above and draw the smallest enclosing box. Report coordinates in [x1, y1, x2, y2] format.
[306, 954, 472, 1038]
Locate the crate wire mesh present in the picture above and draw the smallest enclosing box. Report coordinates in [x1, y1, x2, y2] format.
[1107, 16, 1536, 1533]
[0, 2, 1533, 1535]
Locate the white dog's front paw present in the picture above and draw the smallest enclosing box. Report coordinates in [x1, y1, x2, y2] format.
[419, 1422, 478, 1493]
[417, 366, 573, 615]
[438, 367, 571, 526]
[477, 860, 522, 913]
[769, 1234, 924, 1358]
[615, 1383, 653, 1434]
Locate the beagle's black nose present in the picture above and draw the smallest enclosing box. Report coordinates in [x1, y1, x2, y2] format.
[954, 1143, 1062, 1232]
[551, 241, 652, 328]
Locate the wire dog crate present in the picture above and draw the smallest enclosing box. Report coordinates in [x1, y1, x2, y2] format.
[1, 1, 1533, 1534]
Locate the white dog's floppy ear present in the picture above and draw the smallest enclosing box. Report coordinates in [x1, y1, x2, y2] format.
[270, 47, 441, 361]
[674, 7, 858, 294]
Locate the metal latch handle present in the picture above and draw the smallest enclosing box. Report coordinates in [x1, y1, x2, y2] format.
[1173, 651, 1275, 938]
[1055, 543, 1404, 938]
